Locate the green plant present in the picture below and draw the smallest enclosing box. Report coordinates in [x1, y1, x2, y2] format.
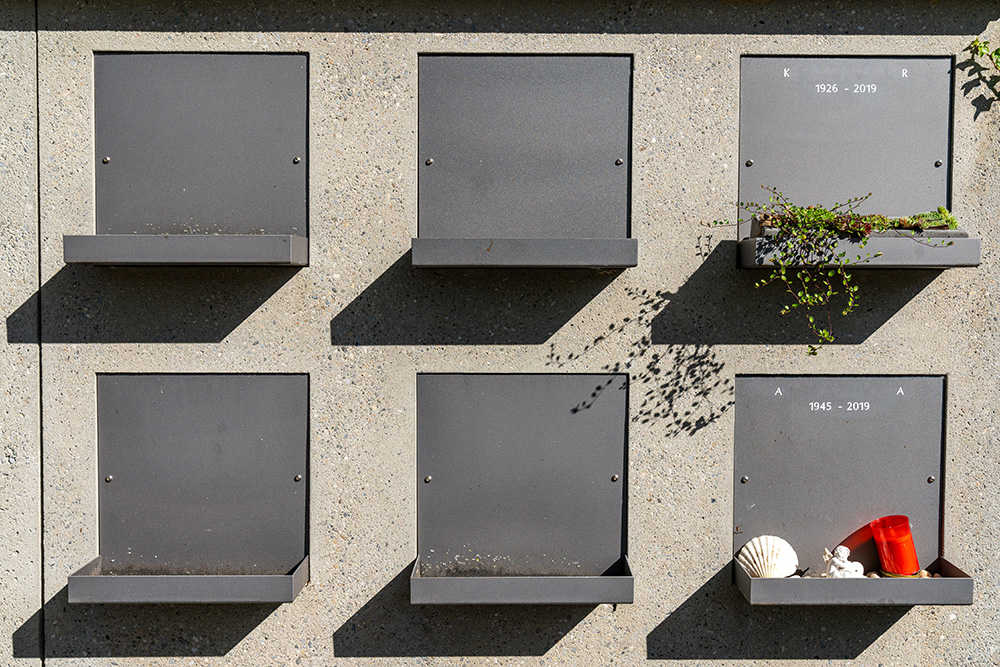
[969, 38, 1000, 75]
[712, 187, 957, 354]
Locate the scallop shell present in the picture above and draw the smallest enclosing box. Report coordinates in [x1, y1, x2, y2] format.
[736, 535, 798, 578]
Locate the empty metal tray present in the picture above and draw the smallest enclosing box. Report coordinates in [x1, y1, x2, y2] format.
[414, 55, 636, 268]
[64, 52, 308, 266]
[68, 373, 309, 604]
[413, 373, 633, 604]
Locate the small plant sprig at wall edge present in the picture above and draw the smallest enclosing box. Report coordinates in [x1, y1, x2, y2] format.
[969, 38, 1000, 75]
[711, 186, 957, 355]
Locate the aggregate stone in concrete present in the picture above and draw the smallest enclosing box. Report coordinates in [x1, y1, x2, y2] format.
[25, 2, 1000, 665]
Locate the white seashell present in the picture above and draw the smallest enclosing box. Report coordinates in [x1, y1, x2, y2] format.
[736, 535, 798, 578]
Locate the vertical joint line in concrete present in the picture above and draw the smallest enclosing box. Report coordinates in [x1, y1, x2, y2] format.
[34, 0, 45, 663]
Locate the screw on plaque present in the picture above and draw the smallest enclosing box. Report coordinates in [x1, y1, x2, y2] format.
[745, 159, 753, 167]
[294, 475, 303, 482]
[611, 474, 620, 482]
[934, 160, 943, 168]
[102, 157, 110, 164]
[293, 157, 301, 164]
[425, 158, 434, 166]
[740, 476, 749, 483]
[615, 158, 624, 166]
[424, 476, 432, 483]
[104, 476, 113, 483]
[927, 476, 936, 483]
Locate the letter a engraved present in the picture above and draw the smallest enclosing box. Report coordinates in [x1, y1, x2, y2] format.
[902, 69, 908, 78]
[784, 68, 790, 77]
[897, 387, 904, 395]
[775, 387, 783, 396]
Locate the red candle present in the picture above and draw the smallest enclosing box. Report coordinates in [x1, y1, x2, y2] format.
[870, 515, 920, 576]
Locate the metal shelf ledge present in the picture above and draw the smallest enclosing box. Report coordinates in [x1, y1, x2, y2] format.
[738, 230, 980, 269]
[68, 555, 309, 604]
[734, 557, 972, 606]
[64, 234, 308, 266]
[410, 556, 633, 605]
[411, 238, 637, 268]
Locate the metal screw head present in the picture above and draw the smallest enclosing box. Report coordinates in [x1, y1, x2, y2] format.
[294, 475, 302, 482]
[615, 158, 624, 166]
[611, 474, 620, 482]
[927, 476, 936, 483]
[424, 476, 432, 483]
[293, 157, 301, 164]
[740, 475, 749, 484]
[934, 160, 943, 168]
[102, 157, 110, 164]
[425, 158, 434, 166]
[745, 159, 753, 167]
[104, 476, 113, 483]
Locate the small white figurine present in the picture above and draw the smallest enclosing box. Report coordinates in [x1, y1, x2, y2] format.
[823, 546, 865, 578]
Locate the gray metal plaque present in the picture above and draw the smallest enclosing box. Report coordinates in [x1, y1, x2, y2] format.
[95, 53, 307, 236]
[417, 374, 628, 578]
[734, 375, 945, 576]
[739, 57, 952, 238]
[97, 374, 308, 576]
[418, 55, 631, 242]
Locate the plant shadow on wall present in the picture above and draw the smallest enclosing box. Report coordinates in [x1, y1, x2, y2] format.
[958, 38, 1000, 120]
[546, 280, 733, 439]
[330, 251, 620, 346]
[12, 587, 277, 658]
[646, 565, 910, 660]
[714, 189, 963, 354]
[6, 265, 298, 344]
[332, 563, 594, 657]
[649, 238, 940, 348]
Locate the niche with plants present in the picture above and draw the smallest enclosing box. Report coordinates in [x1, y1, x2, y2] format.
[726, 56, 980, 350]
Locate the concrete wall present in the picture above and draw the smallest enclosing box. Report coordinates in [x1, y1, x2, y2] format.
[3, 0, 999, 664]
[1, 2, 40, 666]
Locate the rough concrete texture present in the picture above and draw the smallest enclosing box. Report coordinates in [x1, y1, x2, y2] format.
[10, 0, 998, 664]
[1, 1, 41, 666]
